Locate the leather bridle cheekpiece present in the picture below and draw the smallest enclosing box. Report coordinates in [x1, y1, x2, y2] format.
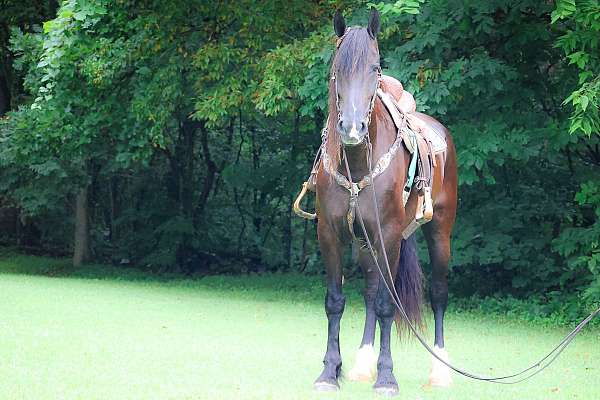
[332, 28, 382, 146]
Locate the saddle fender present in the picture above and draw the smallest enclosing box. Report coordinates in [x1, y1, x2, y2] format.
[380, 75, 447, 208]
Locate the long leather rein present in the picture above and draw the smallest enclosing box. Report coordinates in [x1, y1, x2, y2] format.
[330, 65, 600, 384]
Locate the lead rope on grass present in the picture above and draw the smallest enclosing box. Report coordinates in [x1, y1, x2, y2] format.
[341, 144, 600, 384]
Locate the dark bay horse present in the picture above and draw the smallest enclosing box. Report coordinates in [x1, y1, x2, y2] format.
[313, 9, 457, 395]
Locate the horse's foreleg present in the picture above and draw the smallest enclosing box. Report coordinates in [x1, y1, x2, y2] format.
[373, 240, 401, 396]
[347, 258, 378, 382]
[314, 223, 345, 392]
[373, 274, 399, 396]
[423, 224, 452, 387]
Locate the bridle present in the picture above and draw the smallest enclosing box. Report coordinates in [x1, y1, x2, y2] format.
[325, 28, 600, 384]
[332, 28, 382, 147]
[332, 69, 381, 146]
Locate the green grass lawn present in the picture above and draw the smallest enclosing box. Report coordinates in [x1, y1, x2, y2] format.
[1, 252, 599, 400]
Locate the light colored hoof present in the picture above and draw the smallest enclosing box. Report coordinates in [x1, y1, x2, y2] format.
[428, 346, 452, 388]
[347, 345, 377, 382]
[374, 385, 399, 397]
[313, 381, 339, 392]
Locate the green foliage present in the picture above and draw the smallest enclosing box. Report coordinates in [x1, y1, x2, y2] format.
[1, 0, 600, 324]
[553, 0, 600, 136]
[1, 0, 332, 271]
[370, 0, 425, 16]
[255, 33, 329, 116]
[370, 0, 600, 321]
[549, 0, 600, 313]
[451, 292, 598, 327]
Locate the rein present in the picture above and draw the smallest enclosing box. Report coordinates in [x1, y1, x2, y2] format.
[321, 29, 600, 382]
[292, 29, 600, 383]
[333, 88, 600, 385]
[342, 139, 600, 383]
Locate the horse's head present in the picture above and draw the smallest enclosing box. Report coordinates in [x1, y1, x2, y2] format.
[331, 9, 381, 146]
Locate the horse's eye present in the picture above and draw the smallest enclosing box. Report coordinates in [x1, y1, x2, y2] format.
[371, 65, 380, 73]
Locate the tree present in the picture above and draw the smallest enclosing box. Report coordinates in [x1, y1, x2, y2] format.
[553, 0, 600, 137]
[1, 0, 600, 322]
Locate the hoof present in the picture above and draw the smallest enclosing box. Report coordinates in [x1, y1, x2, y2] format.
[428, 346, 452, 388]
[347, 345, 377, 382]
[374, 385, 399, 397]
[314, 381, 339, 392]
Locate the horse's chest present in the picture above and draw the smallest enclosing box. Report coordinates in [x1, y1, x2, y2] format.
[320, 183, 401, 238]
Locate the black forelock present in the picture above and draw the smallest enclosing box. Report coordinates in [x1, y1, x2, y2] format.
[332, 27, 378, 77]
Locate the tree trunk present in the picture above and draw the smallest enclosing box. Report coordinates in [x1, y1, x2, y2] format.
[15, 209, 22, 246]
[108, 175, 120, 261]
[283, 110, 301, 269]
[198, 122, 217, 217]
[0, 74, 9, 116]
[73, 187, 91, 266]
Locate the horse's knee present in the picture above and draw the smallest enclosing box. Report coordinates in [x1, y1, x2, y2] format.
[374, 290, 394, 319]
[325, 290, 346, 316]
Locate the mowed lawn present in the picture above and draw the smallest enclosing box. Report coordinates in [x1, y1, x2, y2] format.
[1, 254, 600, 400]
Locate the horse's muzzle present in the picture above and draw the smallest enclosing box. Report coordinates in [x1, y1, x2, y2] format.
[338, 118, 368, 146]
[341, 135, 365, 146]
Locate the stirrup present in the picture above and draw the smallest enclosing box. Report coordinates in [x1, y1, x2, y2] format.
[401, 187, 433, 239]
[293, 181, 317, 220]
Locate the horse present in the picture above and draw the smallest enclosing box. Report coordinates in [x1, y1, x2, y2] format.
[313, 9, 458, 395]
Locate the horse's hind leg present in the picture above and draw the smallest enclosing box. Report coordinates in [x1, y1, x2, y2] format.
[423, 222, 453, 387]
[347, 253, 378, 382]
[314, 223, 345, 392]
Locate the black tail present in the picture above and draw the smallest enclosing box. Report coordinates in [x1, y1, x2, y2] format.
[394, 235, 424, 338]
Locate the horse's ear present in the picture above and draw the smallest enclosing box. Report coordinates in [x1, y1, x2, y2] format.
[367, 8, 380, 39]
[333, 10, 346, 37]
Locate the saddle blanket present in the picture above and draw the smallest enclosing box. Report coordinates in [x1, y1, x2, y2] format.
[405, 113, 447, 155]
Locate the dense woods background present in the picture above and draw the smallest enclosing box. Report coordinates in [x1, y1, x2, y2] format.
[0, 0, 599, 322]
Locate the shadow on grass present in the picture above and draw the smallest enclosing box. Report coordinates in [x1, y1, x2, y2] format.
[0, 247, 368, 305]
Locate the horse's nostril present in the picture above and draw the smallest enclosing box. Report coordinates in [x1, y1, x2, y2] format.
[337, 119, 345, 133]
